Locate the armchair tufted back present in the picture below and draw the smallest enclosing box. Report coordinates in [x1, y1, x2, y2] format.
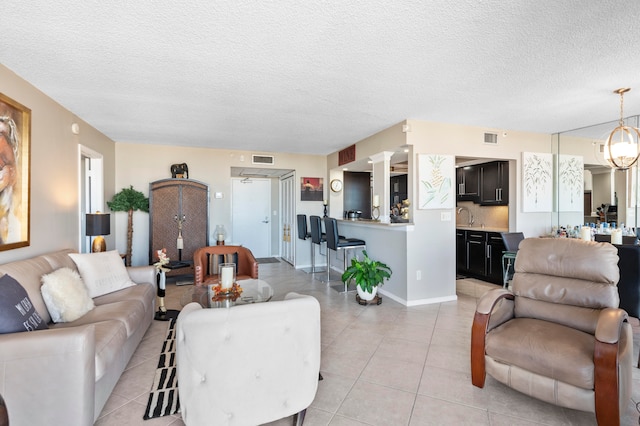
[176, 293, 321, 426]
[512, 238, 620, 334]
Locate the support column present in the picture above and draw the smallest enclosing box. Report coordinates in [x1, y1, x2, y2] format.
[370, 152, 394, 223]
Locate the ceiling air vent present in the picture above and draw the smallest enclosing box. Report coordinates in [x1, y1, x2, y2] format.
[252, 155, 274, 165]
[484, 133, 498, 144]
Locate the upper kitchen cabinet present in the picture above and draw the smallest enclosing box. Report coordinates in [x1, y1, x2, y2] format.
[479, 161, 508, 205]
[456, 166, 479, 202]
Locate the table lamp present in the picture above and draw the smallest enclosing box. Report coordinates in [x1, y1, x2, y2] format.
[86, 213, 110, 252]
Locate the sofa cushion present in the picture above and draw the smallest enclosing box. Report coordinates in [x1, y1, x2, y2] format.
[41, 267, 95, 323]
[0, 274, 48, 333]
[56, 299, 148, 338]
[93, 282, 156, 313]
[69, 251, 135, 298]
[207, 252, 238, 275]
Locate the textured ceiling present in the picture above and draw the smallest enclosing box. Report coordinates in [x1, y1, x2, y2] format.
[2, 1, 640, 155]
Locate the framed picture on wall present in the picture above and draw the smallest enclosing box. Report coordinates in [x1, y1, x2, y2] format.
[558, 154, 584, 212]
[0, 93, 30, 251]
[418, 154, 454, 209]
[300, 177, 324, 201]
[522, 152, 553, 212]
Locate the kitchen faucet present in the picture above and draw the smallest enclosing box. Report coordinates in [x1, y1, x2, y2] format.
[456, 206, 475, 226]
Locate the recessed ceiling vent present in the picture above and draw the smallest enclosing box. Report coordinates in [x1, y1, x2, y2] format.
[484, 133, 498, 144]
[252, 155, 274, 165]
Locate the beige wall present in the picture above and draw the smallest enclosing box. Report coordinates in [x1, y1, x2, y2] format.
[114, 143, 327, 266]
[327, 119, 553, 304]
[0, 64, 116, 263]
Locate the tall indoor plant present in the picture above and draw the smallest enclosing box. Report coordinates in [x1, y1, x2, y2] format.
[107, 186, 149, 266]
[341, 250, 392, 301]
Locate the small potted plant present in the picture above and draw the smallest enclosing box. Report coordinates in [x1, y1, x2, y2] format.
[341, 250, 392, 301]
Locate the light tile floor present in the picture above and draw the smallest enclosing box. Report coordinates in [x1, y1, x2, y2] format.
[95, 261, 640, 426]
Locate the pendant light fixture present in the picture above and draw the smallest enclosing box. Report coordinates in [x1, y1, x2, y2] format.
[604, 88, 640, 170]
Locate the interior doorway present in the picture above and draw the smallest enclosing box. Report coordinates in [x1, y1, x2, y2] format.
[229, 166, 295, 260]
[231, 178, 271, 258]
[280, 173, 296, 264]
[78, 145, 104, 253]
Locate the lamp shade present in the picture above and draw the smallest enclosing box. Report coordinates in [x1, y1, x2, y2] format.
[86, 213, 110, 236]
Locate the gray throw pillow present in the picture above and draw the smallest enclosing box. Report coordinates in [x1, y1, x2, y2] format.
[0, 274, 48, 334]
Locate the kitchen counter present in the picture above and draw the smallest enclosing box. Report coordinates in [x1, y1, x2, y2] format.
[456, 226, 508, 233]
[337, 218, 414, 229]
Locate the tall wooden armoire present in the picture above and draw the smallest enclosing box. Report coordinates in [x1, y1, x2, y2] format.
[149, 179, 209, 271]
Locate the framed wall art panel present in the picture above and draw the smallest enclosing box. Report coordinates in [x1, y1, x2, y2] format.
[522, 152, 553, 212]
[0, 93, 30, 250]
[418, 154, 454, 209]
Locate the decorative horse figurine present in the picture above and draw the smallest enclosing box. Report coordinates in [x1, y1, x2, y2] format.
[170, 163, 189, 179]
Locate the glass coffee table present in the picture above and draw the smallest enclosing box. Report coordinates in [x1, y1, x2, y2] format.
[180, 279, 274, 308]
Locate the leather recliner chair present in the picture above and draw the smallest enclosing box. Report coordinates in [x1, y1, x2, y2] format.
[471, 238, 633, 425]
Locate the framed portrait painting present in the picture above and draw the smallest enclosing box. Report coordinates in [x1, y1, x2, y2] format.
[0, 93, 30, 250]
[300, 177, 323, 201]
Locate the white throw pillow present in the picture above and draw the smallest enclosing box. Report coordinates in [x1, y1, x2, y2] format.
[68, 250, 135, 298]
[41, 267, 95, 323]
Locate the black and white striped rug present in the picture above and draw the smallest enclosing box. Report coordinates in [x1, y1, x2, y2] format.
[143, 318, 180, 420]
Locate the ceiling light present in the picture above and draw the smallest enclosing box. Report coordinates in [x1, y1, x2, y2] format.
[604, 88, 640, 170]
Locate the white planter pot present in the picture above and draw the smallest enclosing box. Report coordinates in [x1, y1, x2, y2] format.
[357, 285, 378, 301]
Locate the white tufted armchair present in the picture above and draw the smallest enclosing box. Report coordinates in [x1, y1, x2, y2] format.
[176, 292, 321, 426]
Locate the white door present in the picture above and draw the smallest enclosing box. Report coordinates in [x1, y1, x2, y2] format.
[231, 178, 271, 258]
[280, 173, 295, 264]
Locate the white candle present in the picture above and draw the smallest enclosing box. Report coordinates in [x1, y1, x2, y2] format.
[217, 233, 224, 242]
[220, 266, 233, 289]
[323, 199, 327, 205]
[373, 195, 380, 207]
[611, 228, 623, 245]
[177, 236, 184, 249]
[580, 226, 591, 242]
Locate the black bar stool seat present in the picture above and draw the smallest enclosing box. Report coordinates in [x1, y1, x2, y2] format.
[323, 217, 365, 290]
[296, 214, 313, 273]
[309, 215, 326, 274]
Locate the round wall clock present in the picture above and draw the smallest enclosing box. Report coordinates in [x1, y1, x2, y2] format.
[330, 179, 343, 192]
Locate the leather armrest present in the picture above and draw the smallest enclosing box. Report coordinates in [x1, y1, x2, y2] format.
[476, 288, 514, 315]
[127, 265, 156, 285]
[0, 325, 96, 426]
[476, 288, 515, 332]
[595, 307, 628, 344]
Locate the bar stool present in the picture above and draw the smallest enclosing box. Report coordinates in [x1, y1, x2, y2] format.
[323, 217, 366, 291]
[296, 214, 313, 273]
[500, 232, 524, 288]
[309, 215, 326, 274]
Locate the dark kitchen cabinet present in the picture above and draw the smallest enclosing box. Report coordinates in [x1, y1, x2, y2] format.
[456, 166, 479, 202]
[479, 161, 508, 205]
[466, 231, 486, 276]
[456, 228, 504, 285]
[390, 174, 408, 206]
[486, 232, 506, 284]
[344, 171, 372, 219]
[456, 229, 467, 271]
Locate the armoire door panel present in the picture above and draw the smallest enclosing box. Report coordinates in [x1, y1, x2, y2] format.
[149, 179, 209, 266]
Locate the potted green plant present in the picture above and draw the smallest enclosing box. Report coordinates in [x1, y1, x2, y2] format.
[341, 250, 392, 301]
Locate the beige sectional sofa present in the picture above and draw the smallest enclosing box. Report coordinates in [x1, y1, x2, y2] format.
[0, 249, 156, 425]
